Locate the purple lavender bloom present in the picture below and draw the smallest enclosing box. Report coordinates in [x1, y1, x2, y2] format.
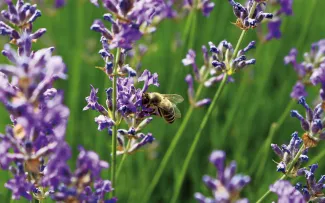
[117, 130, 155, 155]
[55, 0, 66, 8]
[310, 63, 325, 100]
[271, 132, 308, 174]
[45, 147, 116, 202]
[259, 0, 293, 41]
[265, 18, 281, 41]
[194, 150, 250, 203]
[229, 0, 273, 30]
[290, 82, 308, 100]
[0, 2, 114, 201]
[276, 0, 293, 16]
[0, 0, 46, 53]
[270, 180, 305, 203]
[183, 41, 252, 108]
[290, 97, 324, 145]
[296, 164, 325, 202]
[84, 69, 158, 140]
[91, 0, 167, 50]
[83, 85, 107, 114]
[5, 172, 35, 200]
[210, 40, 256, 74]
[285, 40, 325, 100]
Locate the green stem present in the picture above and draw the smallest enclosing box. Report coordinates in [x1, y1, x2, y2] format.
[111, 48, 121, 196]
[256, 146, 304, 202]
[187, 11, 197, 50]
[250, 99, 296, 176]
[170, 74, 228, 203]
[182, 10, 195, 45]
[116, 140, 131, 179]
[170, 2, 258, 202]
[142, 84, 204, 203]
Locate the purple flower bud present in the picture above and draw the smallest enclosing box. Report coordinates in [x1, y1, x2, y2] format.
[83, 85, 107, 114]
[311, 119, 322, 134]
[138, 69, 159, 92]
[270, 180, 305, 202]
[185, 74, 194, 102]
[195, 98, 211, 107]
[196, 150, 249, 202]
[290, 110, 309, 131]
[271, 144, 283, 158]
[290, 82, 307, 100]
[265, 19, 282, 41]
[94, 115, 115, 131]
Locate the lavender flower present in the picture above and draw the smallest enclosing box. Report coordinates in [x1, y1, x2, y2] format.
[183, 41, 255, 108]
[0, 0, 46, 54]
[83, 69, 159, 154]
[90, 0, 168, 50]
[229, 0, 273, 30]
[45, 147, 116, 202]
[271, 132, 308, 175]
[117, 129, 155, 155]
[54, 0, 66, 8]
[270, 180, 305, 203]
[296, 164, 325, 202]
[290, 97, 324, 147]
[0, 2, 114, 201]
[261, 0, 293, 41]
[194, 150, 250, 203]
[285, 40, 325, 100]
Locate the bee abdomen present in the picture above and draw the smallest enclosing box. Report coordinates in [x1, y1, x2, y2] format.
[162, 110, 175, 124]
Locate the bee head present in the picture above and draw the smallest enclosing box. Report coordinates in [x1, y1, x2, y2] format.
[142, 93, 150, 106]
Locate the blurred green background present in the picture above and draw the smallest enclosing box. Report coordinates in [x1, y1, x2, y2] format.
[0, 0, 325, 202]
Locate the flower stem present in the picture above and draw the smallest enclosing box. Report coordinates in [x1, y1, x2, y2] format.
[256, 146, 304, 202]
[170, 74, 228, 203]
[111, 48, 121, 196]
[169, 2, 258, 202]
[142, 84, 204, 203]
[116, 140, 131, 179]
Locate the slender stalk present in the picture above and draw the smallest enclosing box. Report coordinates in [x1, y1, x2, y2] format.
[111, 48, 121, 196]
[116, 140, 131, 179]
[142, 84, 204, 203]
[250, 99, 295, 176]
[169, 2, 258, 202]
[170, 74, 228, 203]
[256, 146, 304, 202]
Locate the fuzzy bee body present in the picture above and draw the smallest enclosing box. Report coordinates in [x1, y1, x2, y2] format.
[142, 92, 183, 123]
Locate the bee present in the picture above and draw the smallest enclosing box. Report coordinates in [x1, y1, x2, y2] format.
[142, 92, 184, 123]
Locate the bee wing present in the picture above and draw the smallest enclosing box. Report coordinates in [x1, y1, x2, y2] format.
[162, 94, 184, 104]
[173, 104, 181, 118]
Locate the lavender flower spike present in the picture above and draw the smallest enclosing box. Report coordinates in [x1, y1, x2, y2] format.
[290, 97, 324, 147]
[91, 0, 168, 49]
[183, 41, 254, 108]
[296, 164, 325, 202]
[285, 39, 325, 100]
[194, 150, 250, 203]
[270, 180, 305, 203]
[229, 0, 273, 30]
[271, 132, 308, 175]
